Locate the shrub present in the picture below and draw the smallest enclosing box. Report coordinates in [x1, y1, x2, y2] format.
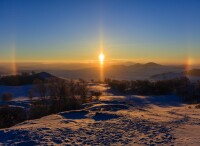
[0, 78, 91, 128]
[90, 91, 102, 101]
[29, 100, 51, 119]
[28, 90, 34, 101]
[106, 77, 199, 100]
[29, 79, 90, 119]
[0, 106, 26, 128]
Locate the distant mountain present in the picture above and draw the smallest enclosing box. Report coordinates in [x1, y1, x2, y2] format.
[33, 72, 58, 80]
[51, 62, 184, 81]
[143, 62, 162, 67]
[0, 62, 186, 81]
[127, 62, 162, 68]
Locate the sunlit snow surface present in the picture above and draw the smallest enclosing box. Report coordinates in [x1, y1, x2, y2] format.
[0, 84, 200, 145]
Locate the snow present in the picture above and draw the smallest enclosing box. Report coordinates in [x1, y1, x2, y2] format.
[0, 84, 200, 145]
[174, 125, 200, 146]
[0, 85, 35, 108]
[0, 85, 32, 100]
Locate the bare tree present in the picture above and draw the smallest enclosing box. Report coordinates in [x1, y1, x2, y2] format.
[33, 79, 47, 100]
[28, 89, 34, 101]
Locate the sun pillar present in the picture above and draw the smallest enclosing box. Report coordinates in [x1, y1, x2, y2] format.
[99, 53, 104, 82]
[99, 22, 105, 83]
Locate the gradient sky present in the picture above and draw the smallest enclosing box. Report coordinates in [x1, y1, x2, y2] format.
[0, 0, 200, 64]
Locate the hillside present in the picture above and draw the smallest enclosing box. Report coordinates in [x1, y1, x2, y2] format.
[0, 72, 59, 86]
[0, 84, 200, 145]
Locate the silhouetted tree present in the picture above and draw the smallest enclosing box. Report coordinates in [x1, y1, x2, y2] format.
[28, 89, 34, 101]
[33, 79, 47, 99]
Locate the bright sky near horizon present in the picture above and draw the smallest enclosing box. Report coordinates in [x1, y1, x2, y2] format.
[0, 0, 200, 64]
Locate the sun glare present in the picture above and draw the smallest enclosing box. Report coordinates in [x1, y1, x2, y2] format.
[99, 53, 105, 63]
[99, 53, 104, 82]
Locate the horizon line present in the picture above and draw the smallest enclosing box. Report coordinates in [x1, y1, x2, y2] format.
[0, 60, 199, 66]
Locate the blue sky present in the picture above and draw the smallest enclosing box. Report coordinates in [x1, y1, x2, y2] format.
[0, 0, 200, 64]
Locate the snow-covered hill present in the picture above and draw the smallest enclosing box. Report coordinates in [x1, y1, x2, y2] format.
[0, 85, 32, 101]
[0, 84, 200, 145]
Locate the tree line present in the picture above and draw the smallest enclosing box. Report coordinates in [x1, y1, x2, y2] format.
[105, 77, 200, 102]
[0, 78, 101, 128]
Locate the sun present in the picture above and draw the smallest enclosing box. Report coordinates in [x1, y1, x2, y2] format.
[99, 53, 105, 63]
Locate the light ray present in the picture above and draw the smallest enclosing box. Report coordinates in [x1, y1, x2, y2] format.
[11, 41, 17, 75]
[99, 20, 105, 82]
